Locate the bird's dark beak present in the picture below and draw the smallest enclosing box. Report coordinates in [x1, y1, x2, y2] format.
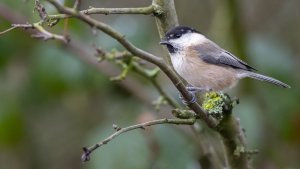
[159, 39, 170, 45]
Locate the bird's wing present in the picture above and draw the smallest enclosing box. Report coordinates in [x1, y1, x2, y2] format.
[197, 44, 257, 71]
[222, 51, 256, 71]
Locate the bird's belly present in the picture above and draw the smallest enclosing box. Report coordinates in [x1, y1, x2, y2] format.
[174, 58, 238, 91]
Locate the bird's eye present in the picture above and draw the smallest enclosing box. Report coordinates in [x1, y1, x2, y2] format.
[175, 34, 181, 38]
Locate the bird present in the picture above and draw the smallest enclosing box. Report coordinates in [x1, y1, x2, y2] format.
[159, 26, 290, 103]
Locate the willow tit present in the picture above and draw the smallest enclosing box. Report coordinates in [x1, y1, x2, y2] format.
[160, 26, 290, 102]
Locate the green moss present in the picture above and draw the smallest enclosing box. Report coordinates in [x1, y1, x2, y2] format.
[202, 92, 229, 119]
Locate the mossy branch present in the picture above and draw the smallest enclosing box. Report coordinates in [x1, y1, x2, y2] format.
[218, 115, 251, 169]
[203, 92, 251, 169]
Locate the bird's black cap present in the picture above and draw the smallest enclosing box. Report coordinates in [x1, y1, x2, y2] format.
[161, 26, 199, 43]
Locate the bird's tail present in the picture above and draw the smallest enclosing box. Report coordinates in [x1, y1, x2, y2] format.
[244, 72, 290, 88]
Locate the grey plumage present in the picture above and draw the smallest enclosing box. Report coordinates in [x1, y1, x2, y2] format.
[194, 43, 256, 71]
[242, 72, 290, 88]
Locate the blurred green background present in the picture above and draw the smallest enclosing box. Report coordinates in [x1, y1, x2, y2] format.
[0, 0, 299, 169]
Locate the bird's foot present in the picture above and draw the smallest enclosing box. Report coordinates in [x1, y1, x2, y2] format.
[179, 92, 196, 105]
[179, 86, 211, 105]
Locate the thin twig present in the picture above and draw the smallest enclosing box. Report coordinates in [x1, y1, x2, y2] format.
[0, 26, 17, 36]
[81, 118, 196, 162]
[32, 22, 69, 43]
[48, 5, 155, 20]
[73, 0, 81, 10]
[82, 6, 155, 15]
[11, 23, 35, 29]
[0, 23, 34, 36]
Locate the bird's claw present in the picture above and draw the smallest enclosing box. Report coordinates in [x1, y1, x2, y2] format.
[179, 92, 197, 105]
[179, 86, 209, 105]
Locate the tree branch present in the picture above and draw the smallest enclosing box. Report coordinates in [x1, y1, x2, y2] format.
[152, 0, 179, 37]
[48, 1, 162, 64]
[216, 94, 251, 169]
[82, 5, 155, 15]
[47, 5, 155, 20]
[81, 118, 196, 162]
[0, 3, 161, 109]
[1, 23, 69, 43]
[32, 22, 69, 43]
[46, 0, 217, 129]
[218, 116, 251, 169]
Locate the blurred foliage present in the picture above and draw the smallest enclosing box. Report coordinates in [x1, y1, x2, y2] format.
[0, 0, 300, 169]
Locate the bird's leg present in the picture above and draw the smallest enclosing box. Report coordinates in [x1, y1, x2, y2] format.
[179, 86, 211, 105]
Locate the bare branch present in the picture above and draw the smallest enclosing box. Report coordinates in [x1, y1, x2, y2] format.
[0, 26, 17, 36]
[11, 23, 34, 29]
[0, 23, 34, 36]
[32, 22, 69, 43]
[82, 5, 155, 15]
[81, 118, 196, 162]
[47, 5, 155, 20]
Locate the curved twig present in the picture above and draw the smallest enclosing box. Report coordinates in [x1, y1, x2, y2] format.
[81, 118, 196, 162]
